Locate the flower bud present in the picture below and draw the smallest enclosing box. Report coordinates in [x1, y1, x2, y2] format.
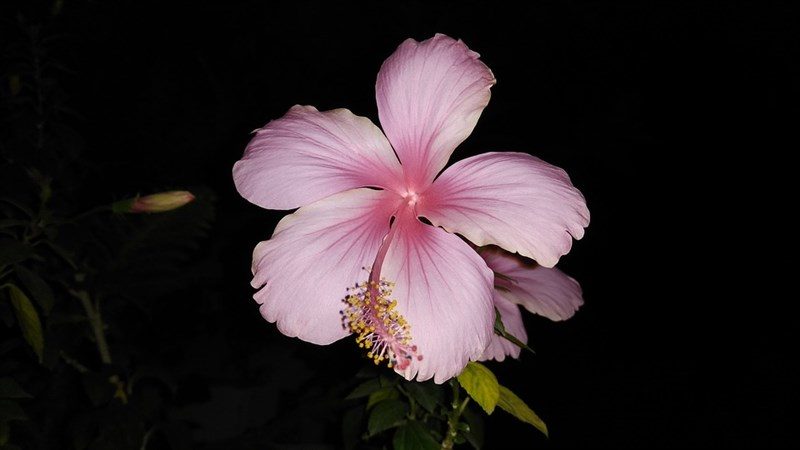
[113, 191, 195, 213]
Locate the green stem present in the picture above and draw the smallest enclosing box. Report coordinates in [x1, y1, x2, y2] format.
[60, 351, 89, 374]
[441, 379, 470, 450]
[69, 205, 112, 223]
[70, 289, 112, 364]
[397, 385, 418, 419]
[140, 425, 158, 450]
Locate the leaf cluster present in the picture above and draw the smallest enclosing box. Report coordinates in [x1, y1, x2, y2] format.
[341, 361, 547, 450]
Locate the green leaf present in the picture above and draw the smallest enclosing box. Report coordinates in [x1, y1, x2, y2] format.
[494, 307, 535, 354]
[392, 420, 440, 450]
[0, 240, 32, 269]
[367, 399, 408, 436]
[379, 375, 397, 388]
[403, 381, 443, 414]
[0, 378, 31, 399]
[346, 378, 382, 400]
[496, 385, 548, 437]
[367, 386, 399, 409]
[457, 362, 499, 414]
[0, 400, 27, 421]
[13, 265, 55, 315]
[6, 285, 44, 363]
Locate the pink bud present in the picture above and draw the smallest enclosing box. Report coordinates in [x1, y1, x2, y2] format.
[116, 191, 195, 213]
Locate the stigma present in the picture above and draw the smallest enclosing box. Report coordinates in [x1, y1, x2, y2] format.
[341, 278, 423, 370]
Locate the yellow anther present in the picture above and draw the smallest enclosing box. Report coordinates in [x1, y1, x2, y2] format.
[341, 276, 418, 370]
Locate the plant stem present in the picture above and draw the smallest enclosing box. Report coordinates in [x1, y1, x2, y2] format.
[59, 351, 89, 373]
[397, 385, 418, 419]
[441, 379, 470, 450]
[70, 289, 112, 364]
[69, 205, 112, 223]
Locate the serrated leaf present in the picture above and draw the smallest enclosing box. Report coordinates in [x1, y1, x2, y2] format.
[494, 307, 534, 354]
[367, 399, 407, 436]
[367, 386, 399, 409]
[392, 420, 440, 450]
[7, 285, 44, 363]
[346, 378, 382, 400]
[403, 381, 443, 414]
[0, 378, 31, 399]
[0, 240, 31, 268]
[457, 362, 499, 414]
[497, 385, 548, 437]
[0, 400, 27, 421]
[13, 265, 54, 315]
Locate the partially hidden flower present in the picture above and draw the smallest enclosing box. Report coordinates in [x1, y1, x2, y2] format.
[113, 191, 196, 213]
[478, 246, 584, 362]
[233, 34, 589, 383]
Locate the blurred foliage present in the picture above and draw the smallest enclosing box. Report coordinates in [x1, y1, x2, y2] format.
[340, 362, 546, 450]
[0, 6, 221, 449]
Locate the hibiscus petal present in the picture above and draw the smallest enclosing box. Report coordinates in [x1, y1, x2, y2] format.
[480, 292, 527, 362]
[234, 105, 404, 210]
[380, 214, 495, 384]
[480, 247, 584, 321]
[376, 34, 496, 188]
[251, 188, 401, 344]
[420, 152, 590, 268]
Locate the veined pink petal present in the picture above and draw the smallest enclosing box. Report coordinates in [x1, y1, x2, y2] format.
[419, 152, 590, 268]
[251, 188, 402, 344]
[376, 34, 496, 188]
[479, 291, 527, 362]
[234, 105, 404, 210]
[481, 246, 584, 321]
[380, 213, 495, 383]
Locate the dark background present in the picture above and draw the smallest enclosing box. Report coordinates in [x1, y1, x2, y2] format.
[1, 0, 795, 448]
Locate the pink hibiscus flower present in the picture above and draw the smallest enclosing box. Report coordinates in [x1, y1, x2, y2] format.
[478, 246, 584, 362]
[233, 34, 589, 383]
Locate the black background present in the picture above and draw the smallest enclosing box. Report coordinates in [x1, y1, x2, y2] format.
[2, 0, 796, 448]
